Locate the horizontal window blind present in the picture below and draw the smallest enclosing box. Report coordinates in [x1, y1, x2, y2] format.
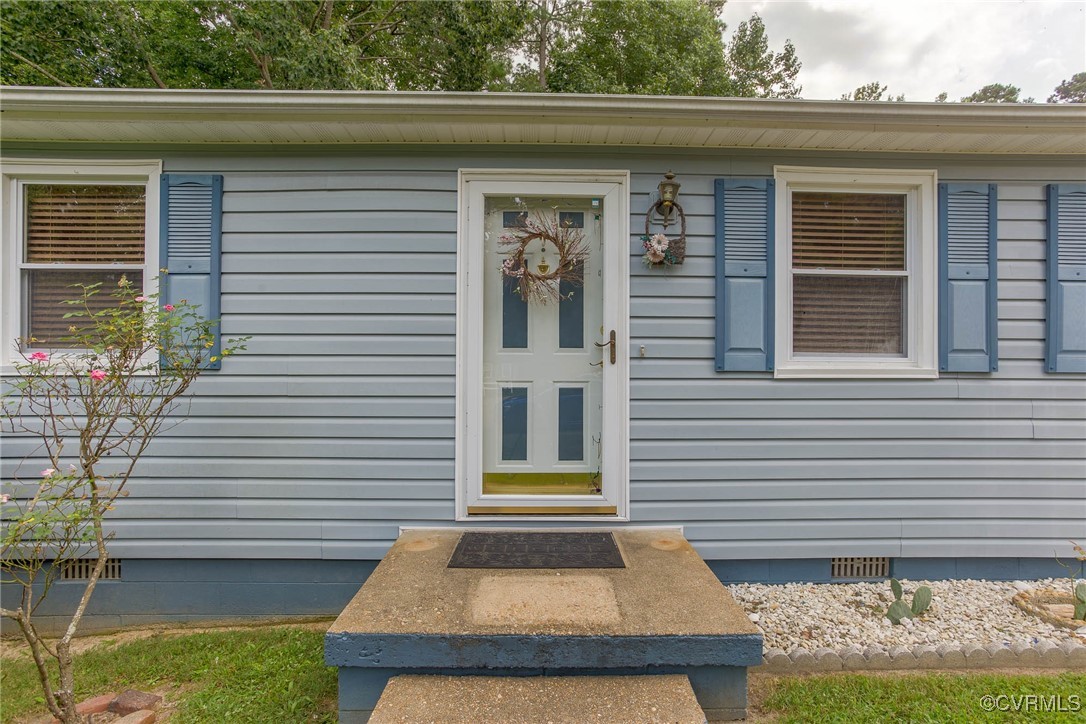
[27, 270, 143, 347]
[792, 192, 905, 270]
[793, 275, 905, 355]
[25, 184, 146, 263]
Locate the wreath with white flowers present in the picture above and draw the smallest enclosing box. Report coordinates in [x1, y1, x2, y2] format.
[500, 210, 590, 304]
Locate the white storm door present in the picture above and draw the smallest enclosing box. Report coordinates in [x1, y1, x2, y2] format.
[457, 172, 629, 518]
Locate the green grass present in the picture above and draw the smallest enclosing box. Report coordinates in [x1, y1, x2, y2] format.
[0, 627, 336, 723]
[759, 671, 1086, 723]
[3, 628, 1085, 723]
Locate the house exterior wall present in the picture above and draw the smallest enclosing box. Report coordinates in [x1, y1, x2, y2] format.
[2, 145, 1084, 567]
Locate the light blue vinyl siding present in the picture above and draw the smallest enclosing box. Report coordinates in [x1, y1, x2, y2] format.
[1, 149, 1083, 562]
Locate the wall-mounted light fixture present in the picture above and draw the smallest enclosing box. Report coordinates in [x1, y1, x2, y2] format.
[642, 171, 687, 266]
[656, 171, 682, 228]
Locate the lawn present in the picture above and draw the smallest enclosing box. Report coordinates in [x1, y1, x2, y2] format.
[753, 670, 1086, 723]
[0, 626, 337, 723]
[1, 626, 1083, 723]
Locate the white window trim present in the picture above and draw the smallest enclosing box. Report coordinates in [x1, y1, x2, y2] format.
[773, 166, 938, 379]
[1, 159, 162, 374]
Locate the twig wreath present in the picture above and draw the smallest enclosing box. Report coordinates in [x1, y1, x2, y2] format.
[641, 200, 687, 266]
[500, 209, 590, 304]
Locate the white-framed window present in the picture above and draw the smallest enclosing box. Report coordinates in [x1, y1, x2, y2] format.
[1, 159, 162, 373]
[773, 166, 938, 378]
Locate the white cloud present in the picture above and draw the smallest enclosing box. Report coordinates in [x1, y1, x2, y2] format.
[722, 0, 1086, 101]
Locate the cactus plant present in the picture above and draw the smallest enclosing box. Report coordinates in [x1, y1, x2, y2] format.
[885, 578, 934, 625]
[886, 600, 912, 625]
[911, 585, 933, 616]
[1074, 581, 1086, 621]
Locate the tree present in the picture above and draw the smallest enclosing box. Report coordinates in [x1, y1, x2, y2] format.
[725, 14, 801, 98]
[1, 279, 247, 722]
[544, 2, 800, 98]
[1048, 72, 1086, 103]
[1, 0, 531, 91]
[840, 81, 904, 102]
[545, 0, 733, 96]
[512, 0, 583, 91]
[960, 83, 1033, 103]
[389, 0, 530, 91]
[934, 91, 948, 102]
[3, 0, 804, 99]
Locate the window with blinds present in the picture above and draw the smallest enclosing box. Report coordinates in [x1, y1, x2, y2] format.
[22, 184, 146, 347]
[790, 191, 907, 356]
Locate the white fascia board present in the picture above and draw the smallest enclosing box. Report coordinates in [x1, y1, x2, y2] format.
[2, 86, 1085, 154]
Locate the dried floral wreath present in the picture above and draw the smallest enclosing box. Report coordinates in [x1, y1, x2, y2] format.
[500, 210, 590, 304]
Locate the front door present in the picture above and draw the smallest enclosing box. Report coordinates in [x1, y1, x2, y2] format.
[458, 171, 629, 517]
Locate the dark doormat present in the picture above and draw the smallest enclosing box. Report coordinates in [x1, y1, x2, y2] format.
[447, 532, 625, 569]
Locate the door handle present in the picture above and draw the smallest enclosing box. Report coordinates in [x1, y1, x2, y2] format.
[594, 330, 616, 365]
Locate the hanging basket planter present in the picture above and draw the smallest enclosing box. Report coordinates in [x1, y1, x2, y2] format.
[642, 201, 687, 267]
[500, 209, 590, 305]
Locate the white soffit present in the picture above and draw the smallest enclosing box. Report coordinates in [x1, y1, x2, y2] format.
[1, 87, 1084, 155]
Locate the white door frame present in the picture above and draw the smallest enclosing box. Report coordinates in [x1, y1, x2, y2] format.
[455, 169, 630, 521]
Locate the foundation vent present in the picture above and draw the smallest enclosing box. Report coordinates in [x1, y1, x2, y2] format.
[831, 557, 889, 580]
[61, 558, 122, 580]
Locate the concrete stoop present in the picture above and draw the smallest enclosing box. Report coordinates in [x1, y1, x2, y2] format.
[325, 529, 762, 722]
[369, 674, 708, 724]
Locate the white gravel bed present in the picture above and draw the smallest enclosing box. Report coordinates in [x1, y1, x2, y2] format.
[728, 578, 1085, 655]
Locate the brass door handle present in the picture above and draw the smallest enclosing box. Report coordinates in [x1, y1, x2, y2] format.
[594, 330, 616, 365]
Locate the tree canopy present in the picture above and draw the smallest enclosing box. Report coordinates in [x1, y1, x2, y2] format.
[1048, 72, 1086, 103]
[960, 83, 1033, 104]
[840, 81, 904, 102]
[1, 0, 801, 97]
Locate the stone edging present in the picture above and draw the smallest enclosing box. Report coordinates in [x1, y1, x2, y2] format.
[757, 640, 1086, 672]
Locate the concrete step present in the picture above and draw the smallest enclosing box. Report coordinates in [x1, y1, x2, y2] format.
[369, 674, 707, 724]
[327, 529, 761, 722]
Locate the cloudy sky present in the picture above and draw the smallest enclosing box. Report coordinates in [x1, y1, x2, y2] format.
[721, 0, 1086, 101]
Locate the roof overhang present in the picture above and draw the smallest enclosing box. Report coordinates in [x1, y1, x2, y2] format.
[2, 87, 1084, 155]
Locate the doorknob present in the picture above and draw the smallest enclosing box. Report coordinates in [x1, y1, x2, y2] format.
[594, 330, 616, 365]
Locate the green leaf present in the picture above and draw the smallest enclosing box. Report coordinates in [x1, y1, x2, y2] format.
[886, 600, 912, 625]
[911, 586, 932, 616]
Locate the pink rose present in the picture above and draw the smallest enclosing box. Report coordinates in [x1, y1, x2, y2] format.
[163, 304, 175, 312]
[28, 351, 49, 363]
[41, 468, 56, 477]
[89, 369, 107, 382]
[134, 296, 146, 303]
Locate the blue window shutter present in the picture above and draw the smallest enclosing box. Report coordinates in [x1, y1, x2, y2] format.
[159, 174, 224, 370]
[715, 178, 774, 371]
[939, 183, 998, 372]
[1046, 184, 1086, 373]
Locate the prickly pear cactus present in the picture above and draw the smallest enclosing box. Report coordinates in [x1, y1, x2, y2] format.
[890, 578, 903, 601]
[1075, 581, 1086, 620]
[886, 599, 912, 625]
[911, 585, 933, 616]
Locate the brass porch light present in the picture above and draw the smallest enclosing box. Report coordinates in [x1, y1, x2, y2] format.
[656, 171, 681, 227]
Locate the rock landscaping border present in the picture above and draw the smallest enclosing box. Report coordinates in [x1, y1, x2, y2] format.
[730, 578, 1086, 673]
[758, 639, 1086, 672]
